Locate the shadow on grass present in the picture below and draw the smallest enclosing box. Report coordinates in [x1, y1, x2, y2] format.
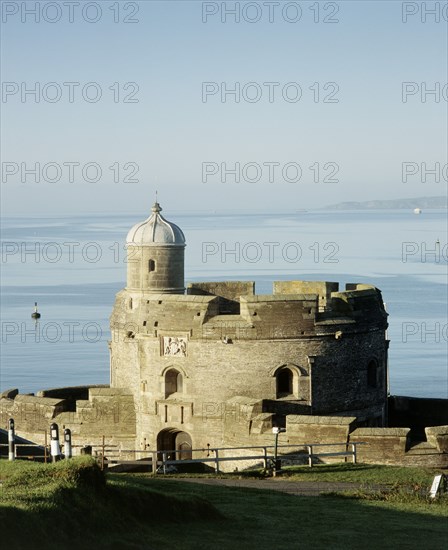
[135, 478, 447, 550]
[1, 470, 446, 550]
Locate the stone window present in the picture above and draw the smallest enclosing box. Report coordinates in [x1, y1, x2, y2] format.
[165, 368, 183, 398]
[367, 359, 378, 388]
[148, 259, 156, 272]
[276, 368, 293, 397]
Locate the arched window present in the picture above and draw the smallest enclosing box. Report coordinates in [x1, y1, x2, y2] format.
[367, 360, 378, 388]
[165, 368, 183, 398]
[276, 368, 293, 397]
[148, 259, 156, 272]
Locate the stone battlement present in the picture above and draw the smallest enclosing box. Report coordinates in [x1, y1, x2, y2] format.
[110, 280, 387, 343]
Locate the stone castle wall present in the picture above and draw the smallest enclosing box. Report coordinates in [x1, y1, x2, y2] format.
[108, 280, 389, 455]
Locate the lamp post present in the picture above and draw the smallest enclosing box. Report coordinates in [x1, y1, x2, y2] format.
[272, 427, 286, 477]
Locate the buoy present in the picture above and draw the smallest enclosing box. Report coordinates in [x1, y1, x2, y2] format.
[31, 302, 41, 319]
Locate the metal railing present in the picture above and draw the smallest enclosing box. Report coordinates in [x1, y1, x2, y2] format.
[97, 441, 365, 473]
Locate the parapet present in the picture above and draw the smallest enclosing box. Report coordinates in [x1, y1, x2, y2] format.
[328, 287, 387, 317]
[188, 281, 255, 315]
[274, 280, 339, 305]
[187, 281, 255, 300]
[111, 279, 387, 340]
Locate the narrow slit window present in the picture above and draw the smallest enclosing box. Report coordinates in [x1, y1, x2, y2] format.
[367, 360, 378, 388]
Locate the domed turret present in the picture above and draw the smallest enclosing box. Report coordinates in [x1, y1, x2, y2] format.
[126, 202, 185, 247]
[126, 203, 186, 294]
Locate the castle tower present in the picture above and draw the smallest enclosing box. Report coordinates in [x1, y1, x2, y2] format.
[126, 202, 186, 294]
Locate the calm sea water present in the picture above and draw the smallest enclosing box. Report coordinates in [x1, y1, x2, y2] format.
[1, 210, 447, 398]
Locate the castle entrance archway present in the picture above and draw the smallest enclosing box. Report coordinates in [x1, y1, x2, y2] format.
[157, 428, 192, 461]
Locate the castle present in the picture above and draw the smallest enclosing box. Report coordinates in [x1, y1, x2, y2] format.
[109, 202, 389, 456]
[1, 203, 447, 467]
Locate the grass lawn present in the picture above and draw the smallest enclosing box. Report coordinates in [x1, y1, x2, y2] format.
[162, 462, 438, 487]
[0, 458, 446, 549]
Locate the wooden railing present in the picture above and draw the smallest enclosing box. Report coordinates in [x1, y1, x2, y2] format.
[1, 426, 365, 473]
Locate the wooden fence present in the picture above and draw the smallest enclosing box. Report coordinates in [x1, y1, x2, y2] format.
[1, 428, 365, 473]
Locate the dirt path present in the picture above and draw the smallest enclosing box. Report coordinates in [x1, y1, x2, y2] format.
[162, 477, 383, 496]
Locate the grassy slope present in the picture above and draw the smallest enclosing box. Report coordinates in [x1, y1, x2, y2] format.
[0, 459, 446, 550]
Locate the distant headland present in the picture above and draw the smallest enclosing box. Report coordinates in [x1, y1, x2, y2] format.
[325, 196, 447, 210]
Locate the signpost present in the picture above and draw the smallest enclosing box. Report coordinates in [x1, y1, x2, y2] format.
[429, 474, 446, 499]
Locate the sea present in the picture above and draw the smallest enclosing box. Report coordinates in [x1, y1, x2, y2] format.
[1, 209, 447, 399]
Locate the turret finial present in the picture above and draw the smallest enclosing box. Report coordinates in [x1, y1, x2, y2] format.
[152, 191, 162, 213]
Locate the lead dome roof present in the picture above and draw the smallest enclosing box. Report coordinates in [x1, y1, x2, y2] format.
[126, 203, 186, 246]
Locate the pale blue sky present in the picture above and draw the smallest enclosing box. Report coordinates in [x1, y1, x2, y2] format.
[1, 0, 447, 216]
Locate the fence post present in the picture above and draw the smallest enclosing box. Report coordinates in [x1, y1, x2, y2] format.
[162, 452, 167, 474]
[64, 429, 72, 459]
[50, 423, 61, 463]
[151, 451, 157, 474]
[263, 447, 268, 472]
[307, 445, 313, 467]
[352, 443, 357, 464]
[214, 449, 220, 474]
[44, 430, 48, 463]
[8, 418, 15, 461]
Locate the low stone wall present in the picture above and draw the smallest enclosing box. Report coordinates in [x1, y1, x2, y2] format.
[36, 384, 109, 401]
[286, 415, 356, 445]
[0, 394, 68, 432]
[425, 425, 448, 452]
[0, 387, 137, 454]
[350, 428, 410, 464]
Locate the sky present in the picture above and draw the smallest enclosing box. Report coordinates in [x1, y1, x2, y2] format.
[1, 0, 447, 216]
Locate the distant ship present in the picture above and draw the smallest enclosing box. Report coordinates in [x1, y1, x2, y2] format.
[413, 208, 422, 214]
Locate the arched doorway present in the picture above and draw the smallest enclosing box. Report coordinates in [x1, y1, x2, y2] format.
[157, 428, 192, 461]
